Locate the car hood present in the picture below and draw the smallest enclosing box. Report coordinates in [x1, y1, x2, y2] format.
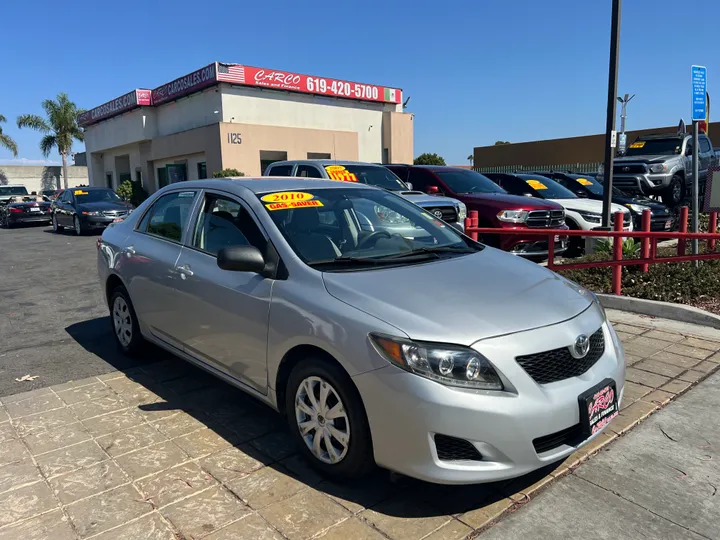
[613, 195, 671, 213]
[322, 250, 592, 345]
[551, 198, 629, 215]
[77, 201, 134, 212]
[396, 192, 460, 207]
[459, 192, 562, 211]
[614, 154, 682, 164]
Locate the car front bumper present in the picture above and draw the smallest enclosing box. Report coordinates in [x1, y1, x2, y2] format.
[353, 306, 625, 484]
[81, 215, 118, 229]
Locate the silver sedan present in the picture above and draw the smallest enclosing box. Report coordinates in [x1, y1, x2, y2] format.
[97, 178, 625, 484]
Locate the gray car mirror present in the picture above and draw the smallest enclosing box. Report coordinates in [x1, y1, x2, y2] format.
[217, 246, 266, 273]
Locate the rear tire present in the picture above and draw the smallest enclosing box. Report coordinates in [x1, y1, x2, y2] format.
[285, 358, 374, 482]
[662, 175, 684, 207]
[109, 285, 144, 357]
[564, 220, 584, 258]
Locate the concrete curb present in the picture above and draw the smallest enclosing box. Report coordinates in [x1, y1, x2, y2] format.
[597, 294, 720, 330]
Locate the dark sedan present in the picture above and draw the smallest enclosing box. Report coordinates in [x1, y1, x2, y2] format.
[1, 195, 52, 228]
[536, 172, 676, 232]
[52, 187, 134, 236]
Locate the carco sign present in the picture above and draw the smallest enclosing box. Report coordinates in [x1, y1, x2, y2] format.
[151, 64, 217, 106]
[77, 89, 151, 127]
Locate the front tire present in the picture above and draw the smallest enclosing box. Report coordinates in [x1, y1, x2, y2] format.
[52, 213, 64, 232]
[109, 285, 144, 356]
[285, 359, 374, 481]
[73, 215, 83, 236]
[662, 175, 684, 207]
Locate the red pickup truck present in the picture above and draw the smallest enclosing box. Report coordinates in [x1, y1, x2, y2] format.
[385, 165, 569, 258]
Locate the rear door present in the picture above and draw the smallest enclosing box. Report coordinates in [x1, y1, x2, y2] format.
[123, 189, 200, 350]
[171, 190, 273, 393]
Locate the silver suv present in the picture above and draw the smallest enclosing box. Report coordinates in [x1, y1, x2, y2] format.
[606, 133, 716, 206]
[265, 161, 466, 231]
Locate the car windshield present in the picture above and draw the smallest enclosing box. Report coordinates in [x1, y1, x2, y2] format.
[324, 165, 408, 191]
[73, 189, 122, 204]
[624, 138, 682, 156]
[569, 175, 604, 196]
[434, 170, 506, 194]
[259, 187, 479, 270]
[0, 186, 28, 196]
[517, 176, 578, 199]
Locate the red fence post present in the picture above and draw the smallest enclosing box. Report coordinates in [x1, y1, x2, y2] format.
[612, 211, 624, 295]
[641, 209, 651, 272]
[710, 212, 718, 251]
[677, 206, 688, 255]
[467, 210, 479, 241]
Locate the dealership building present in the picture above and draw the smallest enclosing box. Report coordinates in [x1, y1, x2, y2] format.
[81, 62, 412, 192]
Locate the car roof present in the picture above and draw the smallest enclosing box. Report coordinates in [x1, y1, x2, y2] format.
[69, 186, 112, 190]
[388, 165, 475, 172]
[269, 160, 387, 168]
[1, 184, 27, 188]
[167, 177, 378, 195]
[637, 133, 686, 140]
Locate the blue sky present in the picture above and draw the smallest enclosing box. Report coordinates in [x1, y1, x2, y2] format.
[1, 0, 717, 166]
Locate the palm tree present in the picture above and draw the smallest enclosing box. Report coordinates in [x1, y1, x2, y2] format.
[0, 114, 18, 157]
[17, 93, 85, 189]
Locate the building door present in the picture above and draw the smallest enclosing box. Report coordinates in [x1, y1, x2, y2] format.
[167, 164, 187, 184]
[106, 173, 113, 189]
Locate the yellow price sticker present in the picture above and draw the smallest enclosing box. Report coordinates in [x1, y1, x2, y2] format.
[260, 191, 314, 203]
[265, 200, 324, 211]
[326, 170, 359, 182]
[526, 179, 547, 190]
[576, 178, 593, 186]
[74, 190, 89, 195]
[324, 165, 346, 173]
[629, 141, 645, 149]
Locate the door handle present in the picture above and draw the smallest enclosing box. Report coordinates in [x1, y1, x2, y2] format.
[175, 264, 193, 277]
[125, 246, 136, 257]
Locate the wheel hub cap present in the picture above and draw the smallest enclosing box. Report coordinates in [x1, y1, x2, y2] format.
[294, 376, 350, 464]
[112, 297, 133, 347]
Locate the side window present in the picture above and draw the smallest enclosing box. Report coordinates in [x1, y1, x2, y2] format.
[65, 191, 75, 204]
[390, 167, 409, 182]
[140, 191, 197, 243]
[296, 165, 323, 178]
[700, 137, 712, 153]
[505, 177, 533, 196]
[191, 193, 266, 256]
[266, 164, 293, 176]
[408, 169, 430, 191]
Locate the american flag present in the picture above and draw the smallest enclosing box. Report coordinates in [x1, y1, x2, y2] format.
[217, 63, 246, 84]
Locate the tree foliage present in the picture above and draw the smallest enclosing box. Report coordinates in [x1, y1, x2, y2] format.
[212, 168, 245, 178]
[494, 141, 511, 145]
[413, 153, 446, 166]
[0, 114, 18, 157]
[116, 179, 149, 207]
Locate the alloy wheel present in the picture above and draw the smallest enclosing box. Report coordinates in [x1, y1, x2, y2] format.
[112, 296, 133, 348]
[52, 214, 58, 231]
[673, 181, 682, 204]
[74, 216, 81, 235]
[294, 376, 350, 464]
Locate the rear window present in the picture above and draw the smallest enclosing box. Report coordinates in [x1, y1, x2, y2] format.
[324, 165, 407, 191]
[0, 186, 29, 196]
[266, 164, 293, 176]
[434, 170, 505, 194]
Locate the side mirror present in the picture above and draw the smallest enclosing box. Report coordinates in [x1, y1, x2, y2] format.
[405, 182, 413, 190]
[217, 246, 265, 273]
[427, 186, 440, 194]
[577, 191, 588, 198]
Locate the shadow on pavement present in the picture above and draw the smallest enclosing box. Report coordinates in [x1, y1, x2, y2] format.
[65, 316, 565, 519]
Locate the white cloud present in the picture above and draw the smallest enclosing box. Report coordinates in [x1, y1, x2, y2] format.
[0, 157, 62, 166]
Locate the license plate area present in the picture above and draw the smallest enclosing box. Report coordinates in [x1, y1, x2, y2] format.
[578, 378, 618, 437]
[29, 207, 40, 212]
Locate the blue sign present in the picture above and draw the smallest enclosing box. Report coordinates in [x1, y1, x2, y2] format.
[692, 65, 707, 121]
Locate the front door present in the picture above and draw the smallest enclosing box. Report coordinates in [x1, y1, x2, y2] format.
[172, 190, 272, 393]
[124, 189, 199, 350]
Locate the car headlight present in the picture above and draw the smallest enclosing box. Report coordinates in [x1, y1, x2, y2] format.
[574, 210, 602, 224]
[649, 163, 667, 173]
[625, 203, 650, 214]
[369, 334, 504, 390]
[82, 211, 101, 216]
[496, 209, 529, 223]
[456, 202, 467, 220]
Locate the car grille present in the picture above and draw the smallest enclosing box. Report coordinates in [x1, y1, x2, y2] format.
[612, 177, 642, 192]
[609, 213, 632, 226]
[533, 423, 584, 454]
[434, 434, 483, 461]
[527, 209, 565, 228]
[516, 328, 605, 384]
[102, 210, 128, 217]
[425, 206, 458, 224]
[613, 164, 647, 175]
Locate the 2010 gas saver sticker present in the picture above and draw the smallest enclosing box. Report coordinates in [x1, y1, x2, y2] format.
[265, 200, 324, 211]
[260, 191, 314, 203]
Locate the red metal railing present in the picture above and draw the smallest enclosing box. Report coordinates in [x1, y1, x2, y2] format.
[463, 206, 720, 296]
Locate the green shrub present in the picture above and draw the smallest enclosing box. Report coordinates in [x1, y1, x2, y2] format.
[116, 180, 148, 207]
[212, 168, 245, 178]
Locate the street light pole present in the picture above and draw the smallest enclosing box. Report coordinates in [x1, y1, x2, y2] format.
[602, 0, 622, 228]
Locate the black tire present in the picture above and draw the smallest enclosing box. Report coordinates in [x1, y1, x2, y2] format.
[109, 285, 144, 356]
[285, 358, 374, 481]
[662, 174, 684, 207]
[564, 219, 584, 258]
[73, 215, 83, 236]
[52, 213, 64, 232]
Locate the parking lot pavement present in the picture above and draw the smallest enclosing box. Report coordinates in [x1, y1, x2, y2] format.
[1, 225, 720, 538]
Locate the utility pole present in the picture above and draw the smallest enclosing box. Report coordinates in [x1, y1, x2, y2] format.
[602, 0, 622, 228]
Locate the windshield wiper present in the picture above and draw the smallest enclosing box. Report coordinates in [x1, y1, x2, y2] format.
[372, 245, 478, 260]
[308, 255, 414, 269]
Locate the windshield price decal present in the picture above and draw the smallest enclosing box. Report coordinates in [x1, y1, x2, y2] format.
[74, 190, 89, 195]
[260, 191, 314, 203]
[526, 180, 547, 190]
[324, 166, 358, 182]
[629, 141, 645, 149]
[265, 200, 324, 211]
[576, 178, 593, 186]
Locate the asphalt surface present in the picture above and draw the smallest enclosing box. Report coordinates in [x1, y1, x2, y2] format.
[0, 224, 172, 398]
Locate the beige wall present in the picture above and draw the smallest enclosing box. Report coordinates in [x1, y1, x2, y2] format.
[382, 112, 413, 164]
[0, 166, 88, 194]
[218, 122, 358, 176]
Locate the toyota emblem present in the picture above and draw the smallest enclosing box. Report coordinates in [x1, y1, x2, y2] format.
[432, 210, 443, 218]
[569, 334, 590, 359]
[622, 166, 630, 172]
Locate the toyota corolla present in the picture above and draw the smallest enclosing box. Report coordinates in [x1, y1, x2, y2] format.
[97, 178, 625, 484]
